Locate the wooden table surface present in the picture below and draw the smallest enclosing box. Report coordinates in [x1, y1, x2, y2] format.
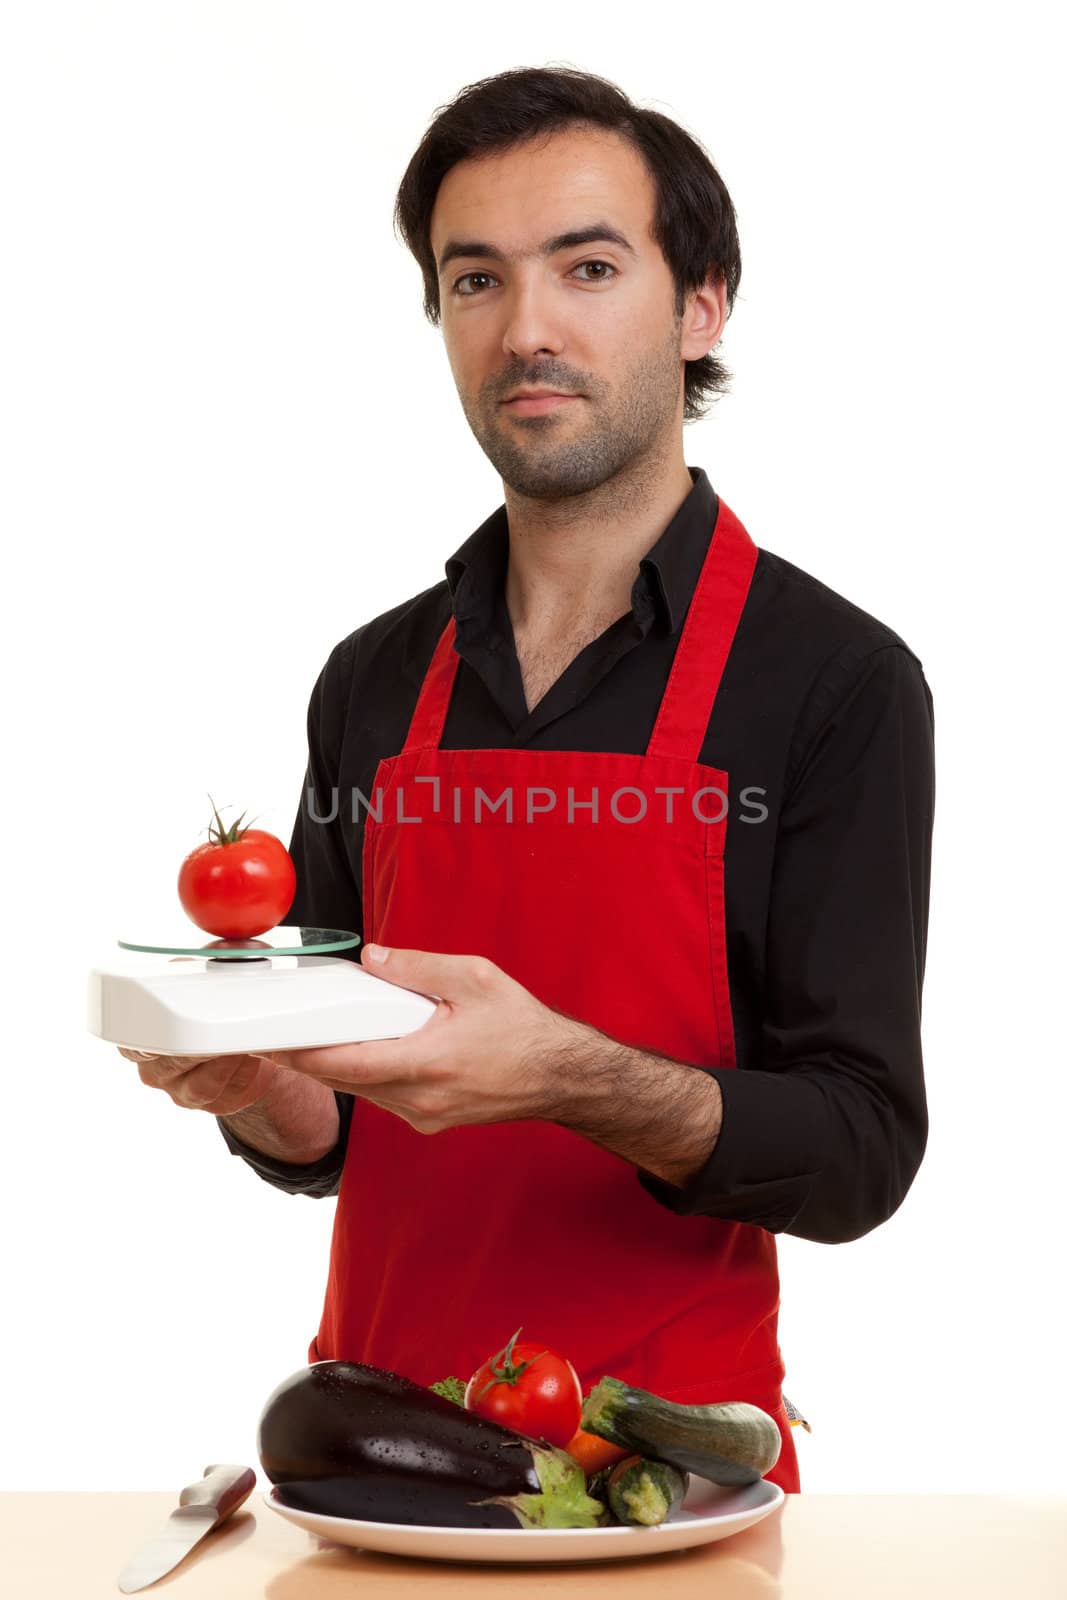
[4, 1491, 1065, 1598]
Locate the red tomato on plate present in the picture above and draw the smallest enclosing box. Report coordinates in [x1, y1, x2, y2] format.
[178, 797, 295, 939]
[465, 1328, 582, 1447]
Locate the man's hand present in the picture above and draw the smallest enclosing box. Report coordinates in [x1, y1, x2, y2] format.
[265, 944, 583, 1135]
[117, 1048, 281, 1115]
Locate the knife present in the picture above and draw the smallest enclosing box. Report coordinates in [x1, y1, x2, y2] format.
[116, 1462, 257, 1593]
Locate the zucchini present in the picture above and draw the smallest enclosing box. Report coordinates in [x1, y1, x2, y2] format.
[585, 1467, 611, 1507]
[581, 1377, 781, 1486]
[606, 1455, 689, 1525]
[258, 1360, 606, 1529]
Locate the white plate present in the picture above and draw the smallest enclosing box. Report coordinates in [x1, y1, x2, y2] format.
[262, 1475, 784, 1564]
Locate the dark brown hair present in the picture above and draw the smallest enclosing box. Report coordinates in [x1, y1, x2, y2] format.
[393, 65, 742, 422]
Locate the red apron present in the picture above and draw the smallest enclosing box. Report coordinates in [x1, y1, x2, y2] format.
[310, 495, 800, 1493]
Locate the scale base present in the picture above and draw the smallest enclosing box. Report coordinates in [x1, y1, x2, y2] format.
[88, 952, 439, 1055]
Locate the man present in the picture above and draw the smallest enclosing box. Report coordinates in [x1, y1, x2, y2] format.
[122, 67, 935, 1495]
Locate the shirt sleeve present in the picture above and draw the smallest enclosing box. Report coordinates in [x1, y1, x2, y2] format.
[217, 636, 361, 1197]
[637, 642, 935, 1242]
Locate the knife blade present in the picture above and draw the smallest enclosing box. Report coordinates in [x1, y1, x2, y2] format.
[117, 1462, 256, 1593]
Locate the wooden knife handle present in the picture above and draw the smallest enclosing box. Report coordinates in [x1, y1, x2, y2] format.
[178, 1464, 257, 1526]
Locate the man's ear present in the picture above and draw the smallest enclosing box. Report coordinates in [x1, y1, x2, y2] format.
[681, 272, 728, 360]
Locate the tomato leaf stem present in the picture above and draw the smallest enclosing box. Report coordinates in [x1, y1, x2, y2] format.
[205, 792, 262, 847]
[474, 1326, 547, 1403]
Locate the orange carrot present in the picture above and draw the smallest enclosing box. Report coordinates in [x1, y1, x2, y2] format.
[564, 1426, 632, 1475]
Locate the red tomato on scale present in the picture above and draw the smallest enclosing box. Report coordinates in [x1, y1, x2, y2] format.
[178, 796, 295, 939]
[465, 1328, 583, 1447]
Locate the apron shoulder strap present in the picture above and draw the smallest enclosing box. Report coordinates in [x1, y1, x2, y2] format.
[647, 498, 759, 763]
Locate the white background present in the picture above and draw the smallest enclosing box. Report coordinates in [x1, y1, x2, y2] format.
[2, 2, 1063, 1494]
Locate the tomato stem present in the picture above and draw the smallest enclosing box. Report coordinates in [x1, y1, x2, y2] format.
[474, 1326, 546, 1403]
[205, 792, 262, 847]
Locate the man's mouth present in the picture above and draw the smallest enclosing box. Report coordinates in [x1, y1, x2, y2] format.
[502, 394, 581, 415]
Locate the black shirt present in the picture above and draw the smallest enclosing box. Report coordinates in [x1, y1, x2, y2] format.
[219, 466, 935, 1243]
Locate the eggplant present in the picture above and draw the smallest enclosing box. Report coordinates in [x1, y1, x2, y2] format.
[257, 1360, 605, 1529]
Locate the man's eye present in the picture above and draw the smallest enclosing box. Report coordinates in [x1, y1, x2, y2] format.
[453, 271, 495, 296]
[451, 261, 617, 296]
[573, 261, 616, 283]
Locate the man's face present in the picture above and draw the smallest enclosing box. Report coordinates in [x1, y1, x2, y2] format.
[429, 125, 705, 502]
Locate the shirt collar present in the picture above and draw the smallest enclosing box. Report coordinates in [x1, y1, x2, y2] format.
[444, 466, 719, 639]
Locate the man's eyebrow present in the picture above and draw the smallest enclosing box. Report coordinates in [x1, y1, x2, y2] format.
[436, 224, 637, 276]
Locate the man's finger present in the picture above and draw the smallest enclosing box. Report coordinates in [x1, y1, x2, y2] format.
[310, 1075, 405, 1100]
[180, 1056, 254, 1108]
[192, 1054, 259, 1103]
[362, 945, 494, 1000]
[268, 1037, 417, 1082]
[309, 1079, 441, 1130]
[119, 1048, 215, 1071]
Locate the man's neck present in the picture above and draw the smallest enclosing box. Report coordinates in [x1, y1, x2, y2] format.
[502, 455, 696, 636]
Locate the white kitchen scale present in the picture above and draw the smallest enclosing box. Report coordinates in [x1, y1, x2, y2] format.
[87, 926, 439, 1056]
